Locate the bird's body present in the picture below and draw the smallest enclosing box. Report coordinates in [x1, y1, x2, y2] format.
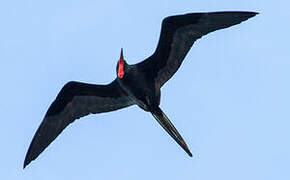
[24, 11, 258, 168]
[117, 63, 159, 111]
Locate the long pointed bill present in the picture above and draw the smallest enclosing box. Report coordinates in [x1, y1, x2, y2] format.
[151, 107, 192, 157]
[118, 48, 124, 79]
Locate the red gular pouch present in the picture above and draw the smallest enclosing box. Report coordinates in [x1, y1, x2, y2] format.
[118, 49, 125, 79]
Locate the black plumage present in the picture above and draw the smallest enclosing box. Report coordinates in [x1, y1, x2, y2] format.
[24, 11, 258, 168]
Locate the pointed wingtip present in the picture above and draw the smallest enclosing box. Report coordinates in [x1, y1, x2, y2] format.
[230, 11, 259, 18]
[250, 11, 259, 17]
[23, 157, 30, 169]
[23, 148, 35, 169]
[23, 145, 33, 169]
[242, 11, 259, 19]
[23, 162, 27, 169]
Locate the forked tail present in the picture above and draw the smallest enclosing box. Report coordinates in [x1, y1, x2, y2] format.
[151, 106, 192, 157]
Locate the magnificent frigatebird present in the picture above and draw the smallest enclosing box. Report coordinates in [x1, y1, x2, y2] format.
[24, 11, 257, 168]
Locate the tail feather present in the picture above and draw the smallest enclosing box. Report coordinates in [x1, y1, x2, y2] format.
[151, 106, 192, 157]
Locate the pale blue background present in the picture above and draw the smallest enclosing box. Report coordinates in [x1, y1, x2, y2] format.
[1, 0, 289, 179]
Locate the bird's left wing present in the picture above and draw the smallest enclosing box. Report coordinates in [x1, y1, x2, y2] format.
[136, 11, 258, 88]
[24, 79, 133, 168]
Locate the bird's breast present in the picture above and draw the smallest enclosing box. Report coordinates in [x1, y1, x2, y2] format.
[117, 71, 160, 111]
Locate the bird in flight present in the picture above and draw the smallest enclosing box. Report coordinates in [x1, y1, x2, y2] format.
[24, 11, 258, 168]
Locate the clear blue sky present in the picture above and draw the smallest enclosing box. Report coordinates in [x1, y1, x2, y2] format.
[1, 0, 289, 179]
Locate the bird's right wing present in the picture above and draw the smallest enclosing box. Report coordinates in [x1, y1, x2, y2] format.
[24, 79, 133, 168]
[137, 11, 258, 88]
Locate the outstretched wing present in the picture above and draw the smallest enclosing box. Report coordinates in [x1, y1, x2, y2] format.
[24, 79, 133, 168]
[137, 11, 258, 88]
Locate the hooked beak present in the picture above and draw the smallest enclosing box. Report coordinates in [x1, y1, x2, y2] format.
[120, 48, 124, 62]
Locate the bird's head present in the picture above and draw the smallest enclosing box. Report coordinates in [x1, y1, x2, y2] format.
[116, 48, 128, 79]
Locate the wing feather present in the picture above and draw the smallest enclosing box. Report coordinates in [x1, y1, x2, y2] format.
[24, 79, 133, 168]
[137, 11, 258, 87]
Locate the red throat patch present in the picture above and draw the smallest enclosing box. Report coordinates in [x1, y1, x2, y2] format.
[118, 49, 124, 79]
[118, 59, 124, 79]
